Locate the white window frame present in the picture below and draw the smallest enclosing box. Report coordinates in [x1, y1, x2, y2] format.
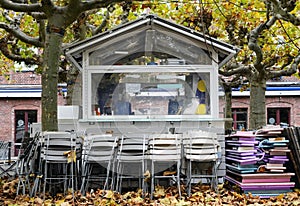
[82, 64, 219, 122]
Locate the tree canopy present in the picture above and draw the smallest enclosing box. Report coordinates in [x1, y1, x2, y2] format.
[0, 0, 299, 131]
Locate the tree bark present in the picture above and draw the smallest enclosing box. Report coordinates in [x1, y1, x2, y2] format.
[249, 78, 266, 130]
[223, 84, 233, 134]
[41, 27, 63, 131]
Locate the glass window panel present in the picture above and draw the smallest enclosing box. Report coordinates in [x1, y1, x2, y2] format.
[89, 29, 212, 65]
[91, 72, 210, 116]
[280, 108, 289, 125]
[232, 108, 247, 131]
[267, 108, 290, 126]
[267, 108, 276, 125]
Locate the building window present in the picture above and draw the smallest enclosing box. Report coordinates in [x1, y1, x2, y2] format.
[232, 108, 248, 131]
[267, 108, 290, 127]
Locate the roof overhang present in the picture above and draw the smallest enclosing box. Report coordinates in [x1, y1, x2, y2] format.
[65, 15, 238, 71]
[0, 85, 42, 98]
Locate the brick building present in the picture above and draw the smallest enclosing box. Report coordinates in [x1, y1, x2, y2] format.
[0, 68, 66, 155]
[219, 76, 300, 130]
[1, 67, 299, 155]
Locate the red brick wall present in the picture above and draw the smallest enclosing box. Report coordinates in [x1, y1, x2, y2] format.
[266, 96, 300, 127]
[0, 70, 41, 85]
[0, 98, 41, 142]
[219, 95, 300, 129]
[0, 71, 67, 148]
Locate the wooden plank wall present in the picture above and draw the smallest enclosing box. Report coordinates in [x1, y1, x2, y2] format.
[283, 127, 300, 187]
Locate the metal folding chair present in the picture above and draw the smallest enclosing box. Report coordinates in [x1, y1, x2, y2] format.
[42, 131, 77, 196]
[16, 132, 41, 196]
[0, 141, 9, 160]
[0, 142, 15, 178]
[148, 133, 182, 199]
[183, 130, 221, 195]
[115, 134, 148, 193]
[80, 133, 118, 194]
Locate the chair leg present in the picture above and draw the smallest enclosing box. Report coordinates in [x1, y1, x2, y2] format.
[151, 160, 154, 199]
[30, 175, 41, 197]
[43, 162, 48, 200]
[177, 162, 181, 198]
[187, 160, 192, 196]
[104, 162, 111, 191]
[141, 160, 145, 195]
[109, 160, 116, 191]
[115, 162, 123, 193]
[80, 162, 88, 194]
[84, 164, 93, 193]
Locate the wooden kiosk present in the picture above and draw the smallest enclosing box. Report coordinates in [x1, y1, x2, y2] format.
[63, 15, 237, 185]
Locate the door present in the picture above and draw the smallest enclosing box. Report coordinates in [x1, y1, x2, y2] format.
[15, 110, 37, 156]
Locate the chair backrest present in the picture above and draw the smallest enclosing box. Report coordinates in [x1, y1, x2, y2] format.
[0, 141, 9, 160]
[148, 133, 182, 160]
[42, 131, 77, 162]
[83, 133, 118, 162]
[183, 130, 220, 161]
[117, 135, 148, 161]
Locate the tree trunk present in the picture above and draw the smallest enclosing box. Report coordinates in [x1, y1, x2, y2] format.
[41, 30, 63, 131]
[223, 84, 233, 134]
[249, 78, 266, 130]
[66, 67, 79, 105]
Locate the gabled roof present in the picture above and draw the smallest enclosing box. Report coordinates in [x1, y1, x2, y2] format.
[65, 15, 238, 70]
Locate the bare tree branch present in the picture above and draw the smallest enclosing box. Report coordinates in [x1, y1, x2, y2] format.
[79, 0, 125, 11]
[269, 51, 300, 78]
[0, 0, 42, 12]
[0, 36, 41, 65]
[0, 22, 43, 47]
[219, 64, 251, 77]
[30, 12, 47, 20]
[92, 9, 109, 35]
[248, 16, 278, 71]
[269, 0, 300, 25]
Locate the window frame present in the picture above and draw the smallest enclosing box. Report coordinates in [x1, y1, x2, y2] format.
[82, 65, 219, 121]
[267, 107, 290, 126]
[232, 108, 248, 131]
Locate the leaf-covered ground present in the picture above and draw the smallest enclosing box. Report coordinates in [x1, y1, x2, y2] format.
[1, 178, 300, 206]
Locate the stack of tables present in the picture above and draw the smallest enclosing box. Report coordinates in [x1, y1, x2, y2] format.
[225, 131, 258, 173]
[225, 128, 295, 198]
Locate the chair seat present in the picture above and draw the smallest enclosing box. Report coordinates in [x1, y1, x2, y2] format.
[117, 155, 145, 161]
[121, 144, 147, 150]
[149, 139, 178, 145]
[184, 148, 218, 155]
[149, 149, 181, 155]
[183, 139, 216, 145]
[185, 154, 218, 161]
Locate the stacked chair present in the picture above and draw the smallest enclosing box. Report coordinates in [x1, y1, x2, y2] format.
[148, 133, 182, 199]
[115, 134, 148, 193]
[16, 132, 41, 196]
[20, 129, 222, 198]
[183, 130, 221, 195]
[80, 133, 118, 193]
[42, 131, 78, 196]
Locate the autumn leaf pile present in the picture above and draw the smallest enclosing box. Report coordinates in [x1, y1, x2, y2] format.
[1, 178, 300, 205]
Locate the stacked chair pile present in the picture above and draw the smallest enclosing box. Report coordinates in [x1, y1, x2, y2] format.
[15, 129, 223, 197]
[183, 130, 221, 195]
